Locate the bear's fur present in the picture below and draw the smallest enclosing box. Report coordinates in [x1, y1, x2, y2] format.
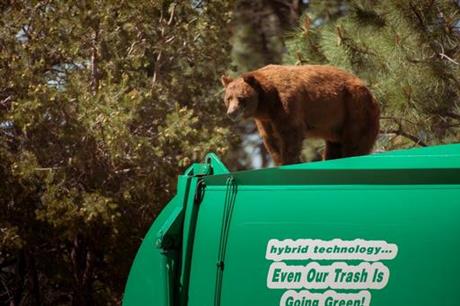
[221, 65, 380, 165]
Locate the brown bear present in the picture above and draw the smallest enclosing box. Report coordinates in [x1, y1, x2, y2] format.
[221, 64, 380, 165]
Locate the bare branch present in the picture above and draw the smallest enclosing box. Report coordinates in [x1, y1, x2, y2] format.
[34, 167, 61, 171]
[443, 112, 460, 120]
[90, 26, 100, 95]
[381, 129, 428, 147]
[0, 96, 12, 111]
[167, 4, 176, 25]
[151, 51, 162, 85]
[437, 42, 459, 65]
[381, 113, 428, 146]
[380, 116, 418, 126]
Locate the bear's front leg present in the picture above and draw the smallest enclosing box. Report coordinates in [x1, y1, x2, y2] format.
[255, 120, 283, 166]
[278, 126, 303, 165]
[262, 135, 283, 165]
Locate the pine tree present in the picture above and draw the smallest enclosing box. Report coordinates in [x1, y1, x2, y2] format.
[286, 0, 460, 152]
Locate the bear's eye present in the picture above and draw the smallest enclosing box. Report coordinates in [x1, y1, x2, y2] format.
[238, 97, 248, 103]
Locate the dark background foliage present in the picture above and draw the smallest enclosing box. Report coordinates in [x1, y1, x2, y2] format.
[0, 0, 458, 305]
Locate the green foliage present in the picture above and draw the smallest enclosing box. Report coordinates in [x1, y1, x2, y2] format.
[0, 1, 234, 305]
[286, 0, 460, 151]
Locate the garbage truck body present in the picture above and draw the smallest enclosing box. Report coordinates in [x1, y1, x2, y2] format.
[123, 144, 460, 306]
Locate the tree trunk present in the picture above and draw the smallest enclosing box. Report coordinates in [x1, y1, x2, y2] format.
[71, 235, 95, 306]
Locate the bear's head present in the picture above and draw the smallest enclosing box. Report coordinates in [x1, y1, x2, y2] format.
[221, 74, 260, 121]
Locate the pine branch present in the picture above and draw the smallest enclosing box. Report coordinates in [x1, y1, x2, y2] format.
[381, 116, 428, 146]
[382, 129, 428, 147]
[408, 2, 459, 67]
[409, 2, 426, 30]
[336, 26, 377, 56]
[350, 3, 385, 27]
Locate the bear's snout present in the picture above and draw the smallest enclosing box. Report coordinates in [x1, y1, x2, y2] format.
[226, 105, 243, 121]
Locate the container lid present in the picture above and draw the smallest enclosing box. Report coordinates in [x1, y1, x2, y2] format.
[204, 144, 460, 186]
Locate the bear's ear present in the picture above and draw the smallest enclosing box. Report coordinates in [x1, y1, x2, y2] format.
[242, 74, 259, 88]
[220, 75, 233, 87]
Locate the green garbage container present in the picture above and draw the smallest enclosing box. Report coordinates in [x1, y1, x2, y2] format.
[123, 144, 460, 306]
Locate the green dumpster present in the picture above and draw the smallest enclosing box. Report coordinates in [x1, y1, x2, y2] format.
[123, 144, 460, 306]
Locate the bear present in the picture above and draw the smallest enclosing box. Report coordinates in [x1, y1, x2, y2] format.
[221, 64, 380, 165]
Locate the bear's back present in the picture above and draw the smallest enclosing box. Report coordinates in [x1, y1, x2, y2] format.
[256, 64, 364, 90]
[252, 65, 368, 136]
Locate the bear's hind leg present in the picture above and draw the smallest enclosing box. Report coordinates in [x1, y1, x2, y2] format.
[340, 126, 376, 158]
[341, 84, 380, 158]
[324, 141, 343, 160]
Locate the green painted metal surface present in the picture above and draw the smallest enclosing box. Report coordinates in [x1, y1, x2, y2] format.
[123, 144, 460, 306]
